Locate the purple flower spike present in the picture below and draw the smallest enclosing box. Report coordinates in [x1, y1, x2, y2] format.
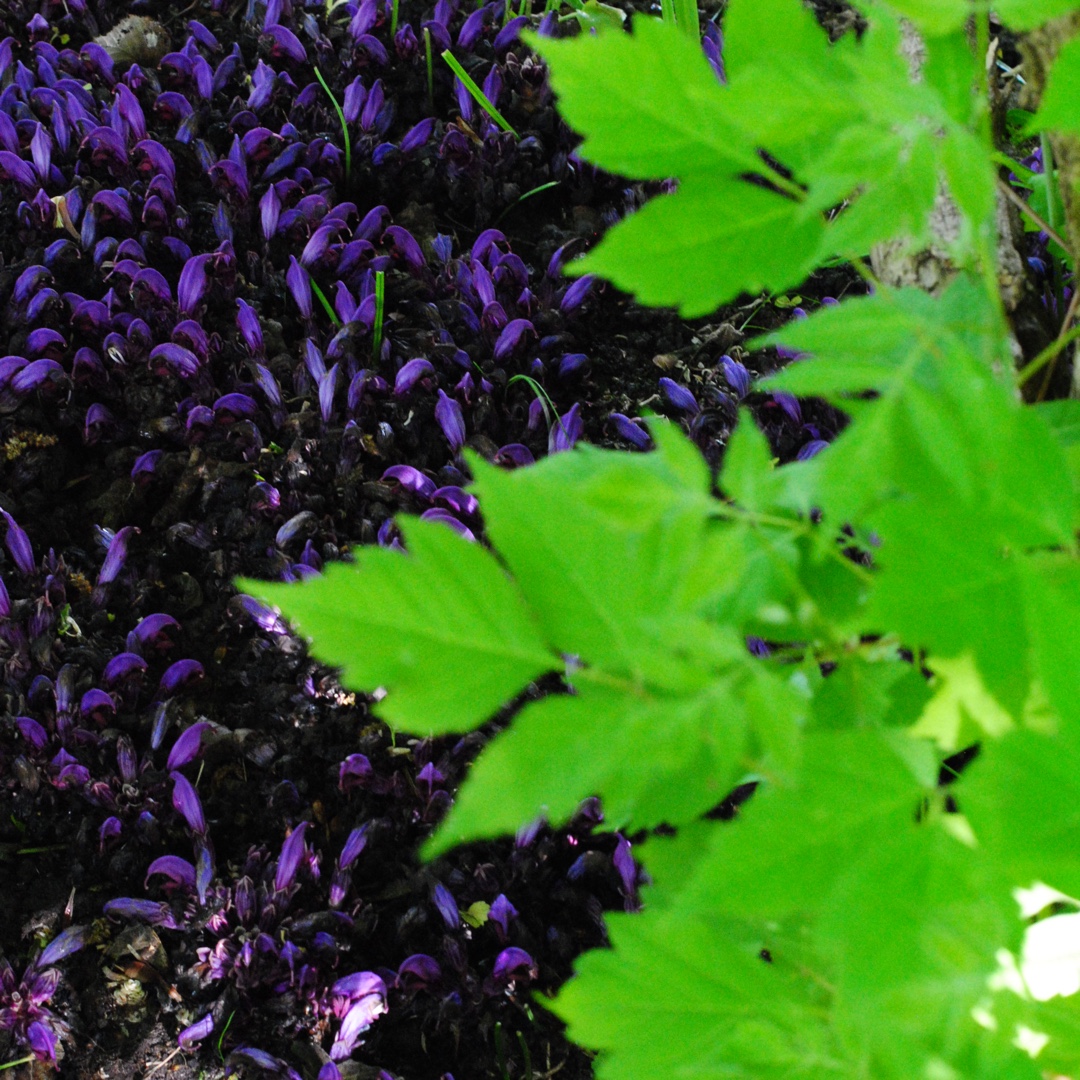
[772, 391, 802, 424]
[35, 925, 89, 968]
[396, 954, 441, 988]
[286, 256, 312, 320]
[158, 658, 205, 696]
[178, 1013, 215, 1049]
[493, 318, 536, 361]
[146, 855, 197, 892]
[167, 721, 213, 770]
[102, 651, 148, 686]
[1, 510, 35, 574]
[491, 947, 537, 987]
[610, 413, 650, 449]
[330, 993, 387, 1061]
[382, 465, 436, 498]
[339, 825, 369, 869]
[796, 439, 829, 461]
[489, 894, 518, 937]
[561, 274, 596, 312]
[170, 771, 208, 836]
[97, 525, 138, 585]
[715, 357, 747, 398]
[549, 403, 583, 454]
[433, 883, 460, 930]
[435, 390, 466, 452]
[274, 821, 308, 893]
[659, 377, 700, 415]
[394, 358, 435, 395]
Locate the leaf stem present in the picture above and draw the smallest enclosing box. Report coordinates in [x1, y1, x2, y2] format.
[996, 177, 1071, 256]
[309, 275, 342, 327]
[1017, 321, 1080, 387]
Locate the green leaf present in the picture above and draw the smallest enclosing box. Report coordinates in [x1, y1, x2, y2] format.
[567, 175, 824, 317]
[236, 517, 555, 733]
[524, 16, 759, 180]
[812, 654, 933, 731]
[720, 408, 784, 512]
[423, 655, 806, 857]
[1027, 33, 1080, 135]
[995, 0, 1080, 32]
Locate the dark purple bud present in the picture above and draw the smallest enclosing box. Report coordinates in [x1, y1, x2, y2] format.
[772, 391, 802, 424]
[149, 343, 201, 379]
[158, 659, 205, 696]
[132, 139, 176, 185]
[319, 364, 339, 424]
[171, 770, 207, 835]
[234, 876, 255, 925]
[286, 256, 312, 319]
[333, 282, 358, 325]
[382, 465, 436, 497]
[493, 318, 536, 361]
[1, 510, 35, 573]
[720, 355, 751, 398]
[396, 954, 441, 988]
[98, 525, 138, 585]
[14, 265, 52, 305]
[213, 393, 259, 421]
[27, 328, 66, 358]
[177, 254, 212, 315]
[264, 24, 307, 64]
[0, 150, 37, 192]
[80, 689, 115, 724]
[613, 833, 636, 895]
[178, 1013, 215, 1048]
[343, 76, 367, 123]
[492, 947, 536, 985]
[489, 894, 518, 936]
[355, 33, 389, 65]
[796, 439, 829, 461]
[560, 274, 596, 312]
[16, 715, 48, 750]
[131, 449, 163, 483]
[549, 403, 583, 454]
[493, 15, 528, 51]
[275, 821, 308, 893]
[495, 443, 535, 468]
[339, 825, 369, 869]
[254, 364, 283, 410]
[382, 225, 426, 271]
[27, 1023, 58, 1066]
[400, 117, 435, 155]
[435, 390, 466, 452]
[102, 652, 147, 686]
[558, 353, 588, 378]
[128, 612, 180, 653]
[167, 721, 213, 770]
[339, 753, 373, 791]
[260, 185, 281, 240]
[99, 816, 123, 848]
[11, 359, 64, 397]
[394, 358, 435, 395]
[659, 377, 700, 415]
[432, 486, 478, 516]
[420, 508, 476, 541]
[146, 855, 197, 891]
[747, 635, 771, 658]
[609, 413, 650, 449]
[36, 925, 89, 969]
[433, 883, 460, 929]
[457, 8, 488, 49]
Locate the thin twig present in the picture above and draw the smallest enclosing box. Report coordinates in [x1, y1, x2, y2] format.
[997, 177, 1072, 256]
[1036, 281, 1080, 400]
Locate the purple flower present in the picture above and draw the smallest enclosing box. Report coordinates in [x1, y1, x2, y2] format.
[382, 465, 436, 498]
[97, 525, 138, 586]
[434, 390, 466, 452]
[659, 377, 700, 415]
[609, 413, 650, 449]
[170, 771, 208, 836]
[560, 274, 596, 312]
[720, 355, 751, 398]
[433, 883, 460, 930]
[796, 439, 829, 461]
[167, 721, 213, 770]
[146, 856, 197, 892]
[330, 993, 387, 1061]
[549, 403, 583, 454]
[178, 1013, 214, 1048]
[286, 256, 312, 320]
[35, 926, 88, 969]
[274, 821, 308, 893]
[339, 825, 369, 869]
[1, 510, 34, 574]
[393, 358, 434, 396]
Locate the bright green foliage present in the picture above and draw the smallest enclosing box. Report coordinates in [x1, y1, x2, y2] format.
[238, 1, 1080, 1078]
[1029, 33, 1080, 136]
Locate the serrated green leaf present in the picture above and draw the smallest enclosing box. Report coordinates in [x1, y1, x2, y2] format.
[1027, 33, 1080, 136]
[871, 0, 971, 35]
[524, 16, 759, 181]
[567, 175, 824, 317]
[424, 655, 806, 857]
[812, 654, 933, 731]
[236, 517, 554, 733]
[720, 408, 783, 512]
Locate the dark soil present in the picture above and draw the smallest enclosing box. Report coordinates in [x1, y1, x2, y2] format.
[0, 0, 861, 1077]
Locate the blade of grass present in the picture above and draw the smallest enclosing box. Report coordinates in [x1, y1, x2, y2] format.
[372, 269, 386, 362]
[391, 0, 400, 36]
[424, 27, 434, 110]
[494, 180, 560, 224]
[673, 0, 699, 39]
[441, 49, 519, 137]
[313, 67, 351, 184]
[309, 275, 343, 327]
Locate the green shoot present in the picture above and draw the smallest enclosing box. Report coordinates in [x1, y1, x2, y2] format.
[424, 27, 434, 110]
[673, 0, 699, 40]
[494, 180, 561, 224]
[507, 373, 556, 429]
[216, 1011, 236, 1063]
[372, 269, 386, 362]
[441, 49, 519, 137]
[0, 1058, 34, 1073]
[309, 275, 343, 328]
[390, 0, 400, 37]
[313, 67, 352, 184]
